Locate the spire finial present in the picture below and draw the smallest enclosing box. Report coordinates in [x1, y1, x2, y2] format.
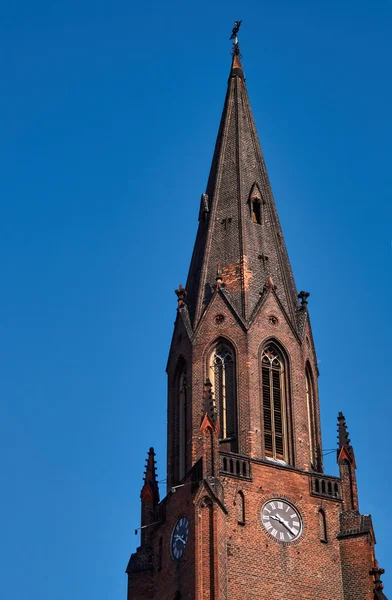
[298, 290, 310, 310]
[144, 447, 158, 484]
[175, 284, 187, 308]
[264, 277, 277, 293]
[141, 446, 160, 506]
[229, 20, 242, 56]
[370, 561, 387, 597]
[337, 412, 354, 462]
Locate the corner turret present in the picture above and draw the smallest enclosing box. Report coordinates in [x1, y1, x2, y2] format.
[140, 448, 160, 544]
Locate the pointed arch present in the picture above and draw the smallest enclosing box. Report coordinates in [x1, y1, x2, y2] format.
[260, 340, 290, 462]
[209, 339, 237, 451]
[248, 182, 263, 225]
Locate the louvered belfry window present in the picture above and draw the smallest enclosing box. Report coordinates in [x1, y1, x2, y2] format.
[262, 344, 286, 460]
[210, 343, 236, 442]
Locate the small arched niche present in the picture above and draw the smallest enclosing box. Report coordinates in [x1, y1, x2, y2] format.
[236, 491, 245, 525]
[318, 509, 327, 543]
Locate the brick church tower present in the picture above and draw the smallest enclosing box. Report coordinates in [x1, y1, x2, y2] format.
[126, 28, 387, 600]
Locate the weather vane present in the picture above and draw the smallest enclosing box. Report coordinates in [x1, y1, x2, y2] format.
[230, 20, 242, 56]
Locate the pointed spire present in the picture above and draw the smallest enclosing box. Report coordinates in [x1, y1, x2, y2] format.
[144, 447, 157, 483]
[337, 412, 355, 463]
[141, 447, 160, 506]
[337, 412, 359, 511]
[186, 26, 299, 326]
[230, 49, 244, 79]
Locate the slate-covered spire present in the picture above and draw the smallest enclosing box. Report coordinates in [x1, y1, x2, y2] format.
[186, 37, 299, 326]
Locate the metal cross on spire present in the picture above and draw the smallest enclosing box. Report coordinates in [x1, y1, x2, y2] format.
[230, 20, 242, 56]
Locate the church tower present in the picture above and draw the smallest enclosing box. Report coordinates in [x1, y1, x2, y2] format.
[126, 26, 387, 600]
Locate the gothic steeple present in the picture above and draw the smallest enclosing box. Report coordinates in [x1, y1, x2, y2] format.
[127, 27, 387, 600]
[186, 40, 299, 326]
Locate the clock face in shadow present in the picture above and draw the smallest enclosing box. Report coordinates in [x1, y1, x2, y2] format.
[170, 516, 190, 560]
[261, 499, 302, 543]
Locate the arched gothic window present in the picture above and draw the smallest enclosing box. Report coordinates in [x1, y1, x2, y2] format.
[261, 343, 287, 461]
[306, 366, 315, 469]
[210, 342, 237, 449]
[178, 363, 187, 481]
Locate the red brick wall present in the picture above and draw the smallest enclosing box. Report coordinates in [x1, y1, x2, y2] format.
[128, 457, 378, 599]
[222, 462, 345, 599]
[339, 534, 375, 600]
[130, 243, 378, 600]
[168, 287, 322, 477]
[134, 484, 196, 600]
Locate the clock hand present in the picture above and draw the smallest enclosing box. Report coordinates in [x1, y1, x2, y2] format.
[269, 514, 295, 536]
[276, 513, 296, 536]
[175, 535, 186, 544]
[270, 513, 285, 525]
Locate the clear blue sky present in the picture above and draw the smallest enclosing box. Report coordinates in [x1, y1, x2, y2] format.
[1, 1, 391, 598]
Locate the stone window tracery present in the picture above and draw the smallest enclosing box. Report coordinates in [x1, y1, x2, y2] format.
[261, 344, 287, 461]
[210, 342, 237, 449]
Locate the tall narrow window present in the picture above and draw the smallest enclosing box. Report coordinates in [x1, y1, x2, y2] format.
[251, 199, 261, 224]
[261, 344, 287, 460]
[210, 342, 237, 448]
[318, 509, 327, 542]
[158, 536, 163, 570]
[306, 367, 315, 469]
[236, 491, 245, 524]
[178, 363, 187, 480]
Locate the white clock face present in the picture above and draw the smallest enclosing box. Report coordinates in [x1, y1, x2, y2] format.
[261, 499, 302, 542]
[170, 516, 189, 560]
